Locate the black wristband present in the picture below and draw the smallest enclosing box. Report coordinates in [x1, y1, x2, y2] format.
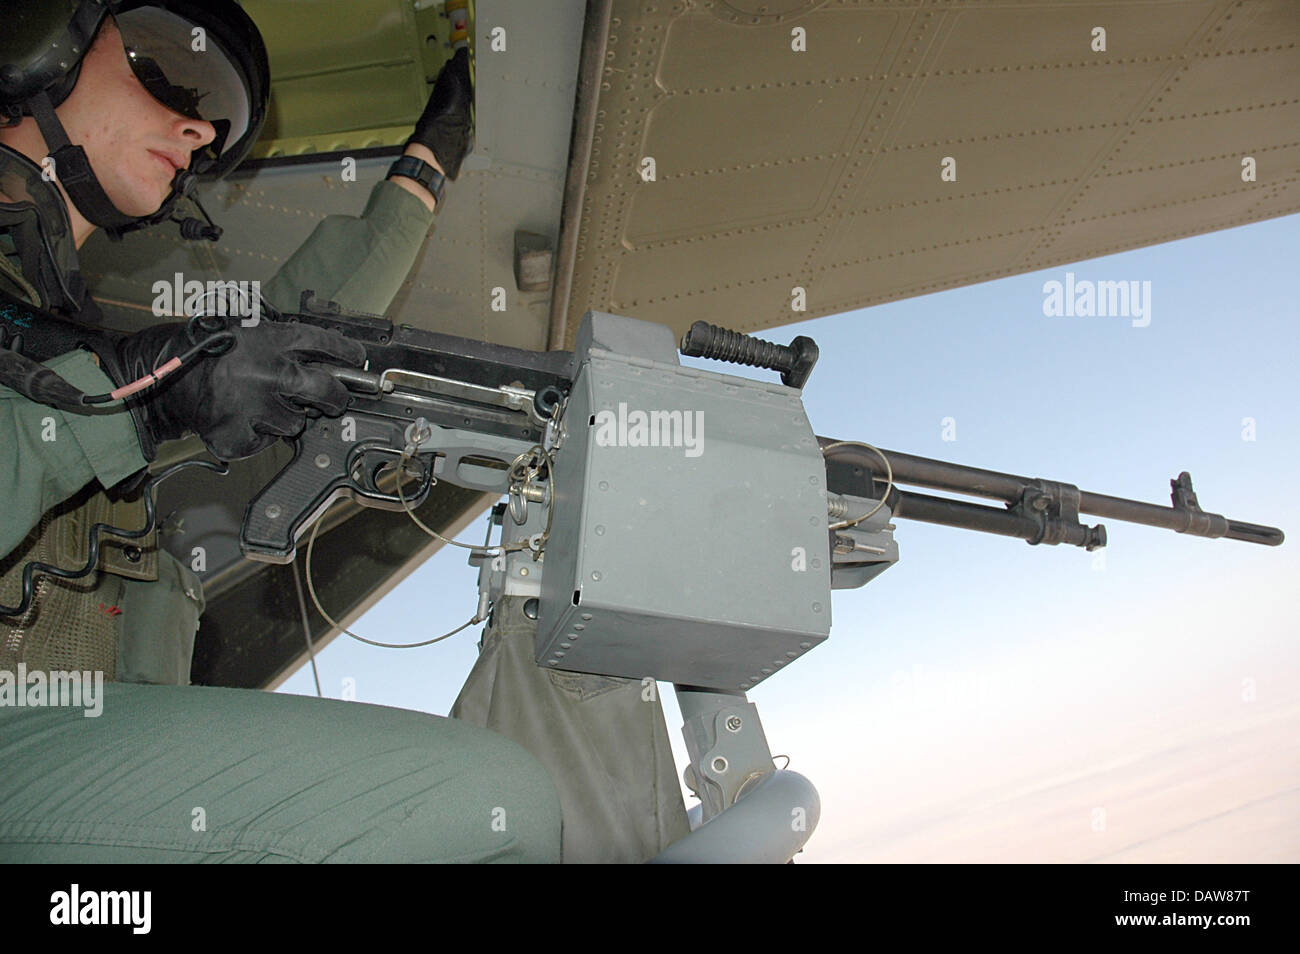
[387, 155, 446, 209]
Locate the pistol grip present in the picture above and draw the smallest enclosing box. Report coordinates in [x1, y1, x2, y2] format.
[241, 414, 437, 563]
[241, 421, 355, 563]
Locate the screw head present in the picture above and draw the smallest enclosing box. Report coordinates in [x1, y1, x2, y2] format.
[725, 715, 743, 732]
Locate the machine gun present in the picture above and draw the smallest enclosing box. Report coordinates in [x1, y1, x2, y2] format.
[237, 293, 1283, 863]
[3, 289, 1285, 861]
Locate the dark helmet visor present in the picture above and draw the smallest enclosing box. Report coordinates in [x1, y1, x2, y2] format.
[113, 5, 258, 178]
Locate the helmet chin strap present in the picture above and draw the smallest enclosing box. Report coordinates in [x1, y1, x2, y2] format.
[25, 90, 222, 243]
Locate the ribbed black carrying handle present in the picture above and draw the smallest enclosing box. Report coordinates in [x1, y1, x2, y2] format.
[678, 321, 818, 388]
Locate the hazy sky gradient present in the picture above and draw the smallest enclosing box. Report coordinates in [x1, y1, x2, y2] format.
[279, 213, 1299, 862]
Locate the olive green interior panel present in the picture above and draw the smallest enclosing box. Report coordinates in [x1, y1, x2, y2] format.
[244, 0, 471, 157]
[561, 0, 1300, 344]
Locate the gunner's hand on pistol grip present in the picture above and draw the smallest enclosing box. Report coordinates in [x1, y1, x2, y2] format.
[114, 320, 367, 462]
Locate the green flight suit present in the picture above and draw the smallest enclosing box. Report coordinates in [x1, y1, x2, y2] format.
[0, 178, 561, 863]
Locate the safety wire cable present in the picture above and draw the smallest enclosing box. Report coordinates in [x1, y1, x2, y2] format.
[303, 500, 482, 651]
[289, 558, 324, 697]
[301, 397, 567, 651]
[821, 439, 896, 529]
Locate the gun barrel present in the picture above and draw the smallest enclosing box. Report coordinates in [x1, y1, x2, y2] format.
[1076, 491, 1281, 545]
[1219, 520, 1287, 546]
[820, 437, 1284, 548]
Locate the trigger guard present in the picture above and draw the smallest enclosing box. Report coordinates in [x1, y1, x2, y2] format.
[346, 443, 435, 507]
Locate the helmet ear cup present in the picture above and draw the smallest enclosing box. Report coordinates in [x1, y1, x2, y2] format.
[1, 64, 82, 127]
[0, 0, 109, 107]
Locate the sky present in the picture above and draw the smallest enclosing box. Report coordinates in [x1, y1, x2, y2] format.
[278, 212, 1300, 863]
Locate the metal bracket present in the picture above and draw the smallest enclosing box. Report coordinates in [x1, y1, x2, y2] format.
[677, 689, 776, 823]
[1014, 478, 1106, 550]
[664, 685, 821, 862]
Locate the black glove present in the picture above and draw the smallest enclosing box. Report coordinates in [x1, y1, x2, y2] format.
[407, 46, 474, 180]
[101, 319, 366, 462]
